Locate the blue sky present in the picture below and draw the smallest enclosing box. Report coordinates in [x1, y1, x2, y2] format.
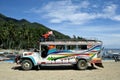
[0, 0, 120, 48]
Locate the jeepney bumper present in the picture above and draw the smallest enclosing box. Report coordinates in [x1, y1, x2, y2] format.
[90, 58, 104, 68]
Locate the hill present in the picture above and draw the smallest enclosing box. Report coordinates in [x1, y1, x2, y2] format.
[0, 13, 70, 49]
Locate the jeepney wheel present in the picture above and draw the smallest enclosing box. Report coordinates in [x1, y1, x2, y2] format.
[21, 60, 33, 70]
[77, 60, 88, 70]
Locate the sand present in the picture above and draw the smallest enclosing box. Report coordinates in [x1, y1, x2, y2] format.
[0, 61, 120, 80]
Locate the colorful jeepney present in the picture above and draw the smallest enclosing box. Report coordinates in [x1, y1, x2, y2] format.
[16, 40, 103, 70]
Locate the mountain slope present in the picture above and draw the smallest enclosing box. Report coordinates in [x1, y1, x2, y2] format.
[0, 13, 70, 49]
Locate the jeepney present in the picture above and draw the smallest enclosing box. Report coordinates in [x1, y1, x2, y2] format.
[16, 40, 103, 70]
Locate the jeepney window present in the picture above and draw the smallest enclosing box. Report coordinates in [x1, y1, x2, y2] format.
[56, 45, 87, 50]
[67, 45, 76, 50]
[67, 45, 87, 50]
[56, 45, 65, 50]
[80, 45, 87, 50]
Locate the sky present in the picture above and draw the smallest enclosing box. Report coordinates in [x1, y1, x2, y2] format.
[0, 0, 120, 48]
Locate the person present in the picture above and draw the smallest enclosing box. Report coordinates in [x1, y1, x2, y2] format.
[113, 54, 118, 62]
[40, 31, 55, 42]
[41, 46, 48, 58]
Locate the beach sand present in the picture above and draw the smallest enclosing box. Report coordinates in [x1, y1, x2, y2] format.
[0, 61, 120, 80]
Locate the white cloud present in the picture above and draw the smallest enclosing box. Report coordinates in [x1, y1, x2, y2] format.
[27, 0, 120, 24]
[112, 15, 120, 21]
[80, 0, 90, 8]
[102, 4, 120, 21]
[103, 4, 117, 15]
[80, 25, 120, 32]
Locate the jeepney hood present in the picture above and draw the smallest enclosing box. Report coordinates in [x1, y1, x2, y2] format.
[22, 52, 40, 57]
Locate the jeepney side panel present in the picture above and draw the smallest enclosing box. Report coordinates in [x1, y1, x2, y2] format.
[45, 53, 77, 64]
[50, 45, 103, 64]
[39, 45, 103, 64]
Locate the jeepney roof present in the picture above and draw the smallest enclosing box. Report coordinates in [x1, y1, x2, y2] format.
[40, 40, 102, 45]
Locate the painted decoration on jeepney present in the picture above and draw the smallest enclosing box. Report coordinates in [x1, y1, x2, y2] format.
[46, 45, 101, 61]
[47, 53, 96, 61]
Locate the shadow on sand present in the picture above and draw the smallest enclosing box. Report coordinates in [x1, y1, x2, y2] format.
[12, 65, 97, 71]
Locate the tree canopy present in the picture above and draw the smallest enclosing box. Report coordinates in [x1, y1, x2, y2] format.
[0, 13, 70, 49]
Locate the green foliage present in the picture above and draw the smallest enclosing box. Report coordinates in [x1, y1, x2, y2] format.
[0, 13, 86, 49]
[0, 13, 70, 49]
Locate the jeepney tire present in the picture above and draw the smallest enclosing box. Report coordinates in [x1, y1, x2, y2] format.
[21, 60, 33, 70]
[77, 60, 88, 70]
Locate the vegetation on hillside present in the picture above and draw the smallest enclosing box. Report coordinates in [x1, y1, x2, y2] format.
[0, 13, 85, 49]
[0, 13, 71, 49]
